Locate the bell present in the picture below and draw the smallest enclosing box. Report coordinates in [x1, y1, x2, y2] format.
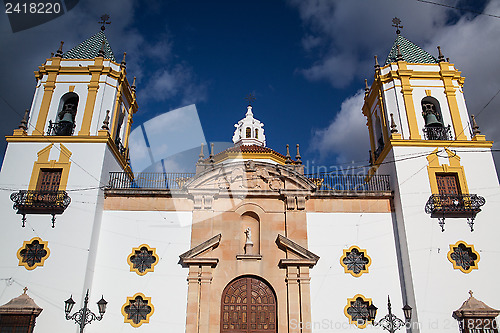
[424, 113, 442, 127]
[60, 112, 74, 124]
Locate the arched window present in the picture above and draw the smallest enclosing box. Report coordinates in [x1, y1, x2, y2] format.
[221, 276, 276, 333]
[50, 93, 78, 136]
[421, 97, 443, 127]
[421, 97, 451, 140]
[255, 129, 259, 139]
[246, 127, 251, 138]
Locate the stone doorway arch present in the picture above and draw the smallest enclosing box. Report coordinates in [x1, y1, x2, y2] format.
[220, 276, 277, 332]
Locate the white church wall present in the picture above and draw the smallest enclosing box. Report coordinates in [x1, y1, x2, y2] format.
[390, 145, 500, 332]
[86, 210, 192, 333]
[0, 142, 126, 333]
[307, 212, 401, 332]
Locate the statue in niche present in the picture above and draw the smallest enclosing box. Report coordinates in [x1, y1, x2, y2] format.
[244, 227, 253, 244]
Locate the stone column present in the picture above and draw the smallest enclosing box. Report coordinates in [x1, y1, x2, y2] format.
[287, 266, 301, 332]
[185, 266, 201, 333]
[299, 267, 312, 333]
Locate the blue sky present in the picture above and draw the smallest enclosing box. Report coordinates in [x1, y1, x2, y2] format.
[1, 0, 499, 174]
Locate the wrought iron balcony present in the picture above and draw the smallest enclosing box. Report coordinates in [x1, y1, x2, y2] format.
[10, 190, 71, 227]
[424, 194, 485, 232]
[423, 125, 452, 141]
[108, 172, 195, 189]
[47, 120, 75, 136]
[305, 174, 391, 192]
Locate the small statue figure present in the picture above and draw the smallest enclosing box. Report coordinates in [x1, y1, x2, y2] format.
[244, 227, 252, 244]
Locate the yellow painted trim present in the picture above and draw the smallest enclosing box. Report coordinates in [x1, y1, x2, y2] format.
[110, 70, 127, 140]
[447, 240, 479, 274]
[344, 294, 373, 329]
[214, 152, 286, 165]
[78, 59, 103, 135]
[397, 62, 421, 139]
[340, 245, 372, 277]
[122, 107, 133, 149]
[378, 92, 390, 145]
[17, 237, 50, 270]
[390, 139, 493, 148]
[35, 79, 57, 133]
[69, 86, 75, 92]
[28, 144, 72, 191]
[425, 89, 431, 96]
[6, 134, 133, 178]
[7, 135, 109, 143]
[121, 293, 154, 327]
[440, 63, 466, 140]
[426, 148, 469, 195]
[363, 104, 376, 163]
[127, 244, 159, 276]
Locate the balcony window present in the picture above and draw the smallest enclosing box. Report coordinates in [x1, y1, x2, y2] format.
[425, 173, 485, 231]
[11, 168, 70, 228]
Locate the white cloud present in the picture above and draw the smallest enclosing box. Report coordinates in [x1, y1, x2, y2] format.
[310, 90, 368, 164]
[297, 0, 500, 173]
[288, 0, 451, 87]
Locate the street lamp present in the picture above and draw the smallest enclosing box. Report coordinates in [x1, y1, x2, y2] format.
[64, 289, 107, 333]
[368, 296, 412, 333]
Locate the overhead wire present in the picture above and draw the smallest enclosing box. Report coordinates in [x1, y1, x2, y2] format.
[415, 0, 500, 19]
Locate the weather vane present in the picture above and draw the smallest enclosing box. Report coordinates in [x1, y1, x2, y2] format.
[392, 17, 403, 34]
[99, 14, 111, 31]
[245, 93, 256, 105]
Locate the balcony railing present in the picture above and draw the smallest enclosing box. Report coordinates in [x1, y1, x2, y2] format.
[107, 172, 391, 193]
[47, 120, 75, 136]
[424, 193, 485, 231]
[423, 125, 452, 141]
[10, 190, 71, 227]
[305, 174, 391, 192]
[108, 172, 195, 190]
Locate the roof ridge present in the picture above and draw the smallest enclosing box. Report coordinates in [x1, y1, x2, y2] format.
[385, 34, 438, 65]
[62, 30, 116, 62]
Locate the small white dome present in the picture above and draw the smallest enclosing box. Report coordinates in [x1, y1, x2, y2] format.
[232, 105, 266, 147]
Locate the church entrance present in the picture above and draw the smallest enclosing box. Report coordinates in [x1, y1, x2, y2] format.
[220, 276, 277, 333]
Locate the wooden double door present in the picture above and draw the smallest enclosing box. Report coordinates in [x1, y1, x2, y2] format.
[221, 276, 277, 333]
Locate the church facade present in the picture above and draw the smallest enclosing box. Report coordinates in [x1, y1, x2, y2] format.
[0, 26, 499, 333]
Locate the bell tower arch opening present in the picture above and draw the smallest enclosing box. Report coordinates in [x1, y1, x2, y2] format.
[50, 92, 79, 136]
[220, 275, 277, 333]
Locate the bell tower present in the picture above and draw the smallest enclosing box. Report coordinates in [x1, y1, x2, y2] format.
[361, 19, 500, 333]
[0, 20, 139, 332]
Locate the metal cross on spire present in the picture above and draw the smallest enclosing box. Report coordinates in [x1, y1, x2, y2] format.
[99, 14, 111, 31]
[392, 17, 403, 34]
[245, 93, 256, 105]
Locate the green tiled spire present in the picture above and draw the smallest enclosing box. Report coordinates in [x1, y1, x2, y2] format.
[62, 30, 116, 61]
[385, 34, 437, 65]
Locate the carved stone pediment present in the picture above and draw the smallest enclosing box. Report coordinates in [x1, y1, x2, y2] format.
[276, 234, 320, 268]
[186, 161, 315, 196]
[178, 234, 221, 268]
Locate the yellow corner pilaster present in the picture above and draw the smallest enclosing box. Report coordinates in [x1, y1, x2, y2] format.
[363, 104, 376, 162]
[440, 62, 466, 140]
[35, 59, 61, 134]
[122, 107, 134, 149]
[378, 91, 390, 144]
[79, 57, 104, 135]
[397, 62, 421, 139]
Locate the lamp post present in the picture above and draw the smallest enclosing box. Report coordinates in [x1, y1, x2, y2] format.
[368, 296, 412, 333]
[64, 289, 107, 333]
